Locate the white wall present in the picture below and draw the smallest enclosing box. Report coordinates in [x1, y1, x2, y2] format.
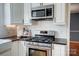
[17, 25, 26, 37]
[29, 20, 67, 39]
[6, 25, 17, 36]
[16, 20, 67, 39]
[0, 25, 8, 38]
[16, 18, 68, 39]
[0, 25, 17, 38]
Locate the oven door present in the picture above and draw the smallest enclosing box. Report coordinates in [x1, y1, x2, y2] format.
[26, 43, 52, 56]
[29, 48, 47, 56]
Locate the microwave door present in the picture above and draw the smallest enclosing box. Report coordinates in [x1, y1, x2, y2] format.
[32, 9, 45, 17]
[37, 10, 45, 17]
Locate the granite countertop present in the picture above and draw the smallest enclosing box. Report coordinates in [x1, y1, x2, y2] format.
[0, 39, 11, 44]
[53, 38, 67, 45]
[0, 36, 19, 42]
[0, 36, 67, 45]
[18, 37, 67, 45]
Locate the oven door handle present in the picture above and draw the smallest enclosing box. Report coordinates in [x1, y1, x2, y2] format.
[27, 44, 52, 48]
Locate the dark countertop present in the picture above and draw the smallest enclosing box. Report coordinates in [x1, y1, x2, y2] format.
[53, 38, 67, 45]
[0, 36, 18, 42]
[0, 36, 67, 45]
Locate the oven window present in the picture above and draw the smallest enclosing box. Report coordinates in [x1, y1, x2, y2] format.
[29, 48, 47, 56]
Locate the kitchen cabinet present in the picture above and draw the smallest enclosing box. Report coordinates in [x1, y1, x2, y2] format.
[4, 3, 24, 25]
[0, 3, 4, 25]
[24, 3, 32, 25]
[31, 3, 53, 8]
[43, 3, 53, 6]
[70, 41, 79, 56]
[31, 3, 41, 8]
[11, 41, 26, 56]
[54, 3, 67, 25]
[18, 41, 26, 56]
[0, 49, 11, 56]
[10, 3, 24, 25]
[0, 40, 12, 56]
[52, 44, 67, 56]
[11, 41, 19, 56]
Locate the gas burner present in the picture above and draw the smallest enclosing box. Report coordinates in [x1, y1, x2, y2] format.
[30, 36, 54, 44]
[24, 31, 55, 44]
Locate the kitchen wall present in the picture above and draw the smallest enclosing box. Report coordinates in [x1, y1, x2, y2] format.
[17, 20, 67, 39]
[17, 25, 26, 37]
[6, 25, 17, 37]
[0, 25, 8, 38]
[0, 25, 17, 38]
[29, 20, 67, 39]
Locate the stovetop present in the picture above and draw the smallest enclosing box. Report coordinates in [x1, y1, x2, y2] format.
[31, 37, 53, 43]
[23, 36, 55, 44]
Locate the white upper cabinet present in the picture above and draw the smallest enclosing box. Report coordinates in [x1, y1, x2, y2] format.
[31, 3, 53, 8]
[10, 3, 24, 25]
[31, 3, 41, 8]
[24, 3, 32, 25]
[0, 3, 4, 25]
[4, 3, 24, 25]
[54, 3, 67, 25]
[43, 3, 53, 6]
[4, 3, 11, 25]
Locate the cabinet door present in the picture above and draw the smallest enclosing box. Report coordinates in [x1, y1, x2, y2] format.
[11, 41, 26, 56]
[0, 3, 4, 25]
[43, 3, 53, 6]
[18, 41, 26, 56]
[11, 41, 19, 56]
[24, 3, 32, 25]
[31, 3, 40, 8]
[53, 44, 61, 56]
[53, 44, 66, 56]
[10, 3, 24, 25]
[4, 3, 11, 25]
[4, 3, 24, 25]
[54, 3, 66, 25]
[60, 44, 67, 56]
[0, 49, 11, 56]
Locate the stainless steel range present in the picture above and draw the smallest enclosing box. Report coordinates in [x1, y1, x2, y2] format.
[25, 30, 55, 56]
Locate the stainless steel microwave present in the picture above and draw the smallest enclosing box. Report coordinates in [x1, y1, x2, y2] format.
[31, 4, 54, 20]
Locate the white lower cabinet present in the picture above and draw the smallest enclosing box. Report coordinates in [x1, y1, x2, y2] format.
[18, 41, 26, 56]
[11, 41, 26, 56]
[0, 49, 11, 56]
[11, 41, 67, 56]
[52, 44, 67, 56]
[11, 41, 19, 56]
